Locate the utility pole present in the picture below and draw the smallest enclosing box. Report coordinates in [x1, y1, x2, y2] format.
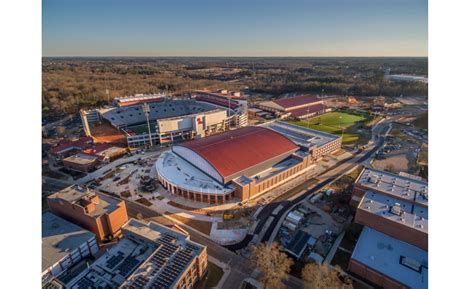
[143, 103, 153, 147]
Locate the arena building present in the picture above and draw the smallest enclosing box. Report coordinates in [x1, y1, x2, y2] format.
[257, 95, 328, 119]
[81, 94, 248, 148]
[156, 125, 341, 204]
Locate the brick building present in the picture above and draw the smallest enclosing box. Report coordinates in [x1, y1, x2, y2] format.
[47, 185, 129, 241]
[351, 167, 428, 208]
[348, 168, 428, 289]
[62, 153, 99, 172]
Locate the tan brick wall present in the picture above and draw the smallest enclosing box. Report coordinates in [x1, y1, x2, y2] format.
[47, 198, 103, 240]
[47, 197, 128, 242]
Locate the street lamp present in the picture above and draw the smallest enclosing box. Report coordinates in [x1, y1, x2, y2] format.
[143, 103, 153, 147]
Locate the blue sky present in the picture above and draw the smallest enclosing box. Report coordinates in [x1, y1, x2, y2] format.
[42, 0, 428, 57]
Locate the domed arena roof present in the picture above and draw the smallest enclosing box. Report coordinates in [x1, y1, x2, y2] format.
[172, 126, 299, 184]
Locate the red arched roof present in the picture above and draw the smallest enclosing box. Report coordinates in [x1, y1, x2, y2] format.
[176, 126, 299, 180]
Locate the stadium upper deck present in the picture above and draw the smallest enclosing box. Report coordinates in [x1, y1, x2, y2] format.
[100, 99, 217, 128]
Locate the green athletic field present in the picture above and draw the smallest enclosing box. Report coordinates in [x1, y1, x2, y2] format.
[127, 123, 157, 135]
[287, 111, 370, 145]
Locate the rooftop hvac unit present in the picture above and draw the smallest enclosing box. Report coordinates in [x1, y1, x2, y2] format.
[390, 203, 403, 216]
[368, 176, 378, 184]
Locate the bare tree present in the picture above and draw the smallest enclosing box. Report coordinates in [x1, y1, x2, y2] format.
[302, 263, 353, 289]
[250, 242, 293, 289]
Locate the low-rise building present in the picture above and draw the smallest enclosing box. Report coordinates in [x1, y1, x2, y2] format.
[349, 227, 428, 289]
[66, 219, 208, 289]
[351, 167, 428, 208]
[42, 212, 99, 284]
[355, 191, 427, 250]
[47, 185, 129, 241]
[62, 153, 99, 172]
[348, 167, 428, 289]
[50, 137, 94, 161]
[261, 120, 342, 160]
[257, 95, 327, 120]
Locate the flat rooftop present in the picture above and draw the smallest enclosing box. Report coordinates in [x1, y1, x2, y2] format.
[352, 227, 428, 289]
[68, 219, 205, 289]
[67, 237, 155, 288]
[261, 120, 340, 149]
[359, 191, 428, 234]
[63, 153, 97, 165]
[356, 167, 428, 207]
[120, 219, 205, 288]
[42, 212, 95, 272]
[94, 146, 126, 157]
[284, 230, 312, 259]
[251, 156, 302, 183]
[48, 186, 122, 217]
[156, 151, 233, 195]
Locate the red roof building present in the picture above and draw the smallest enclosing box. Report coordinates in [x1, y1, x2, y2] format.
[51, 137, 94, 157]
[172, 126, 299, 183]
[273, 95, 323, 111]
[257, 95, 326, 119]
[287, 103, 326, 119]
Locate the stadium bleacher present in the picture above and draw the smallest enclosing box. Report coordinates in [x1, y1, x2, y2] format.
[194, 96, 239, 109]
[101, 99, 217, 128]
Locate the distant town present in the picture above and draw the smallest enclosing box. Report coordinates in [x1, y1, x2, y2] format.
[42, 58, 428, 289]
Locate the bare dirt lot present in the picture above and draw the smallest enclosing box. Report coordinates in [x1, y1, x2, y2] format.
[372, 140, 419, 174]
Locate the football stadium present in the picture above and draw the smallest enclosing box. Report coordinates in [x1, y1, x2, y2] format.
[80, 93, 248, 148]
[156, 122, 342, 204]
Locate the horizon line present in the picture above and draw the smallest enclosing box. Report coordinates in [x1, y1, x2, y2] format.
[42, 55, 428, 58]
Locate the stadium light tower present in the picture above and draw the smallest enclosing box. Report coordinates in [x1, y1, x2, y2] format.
[143, 103, 153, 147]
[306, 106, 310, 128]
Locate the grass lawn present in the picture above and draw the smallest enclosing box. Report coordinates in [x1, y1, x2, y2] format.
[195, 262, 224, 289]
[287, 112, 370, 145]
